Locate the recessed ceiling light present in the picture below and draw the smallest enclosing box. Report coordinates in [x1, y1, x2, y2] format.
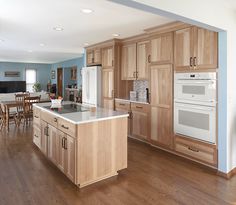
[112, 33, 120, 37]
[81, 9, 94, 14]
[27, 50, 33, 53]
[40, 43, 45, 47]
[84, 43, 89, 46]
[53, 27, 64, 31]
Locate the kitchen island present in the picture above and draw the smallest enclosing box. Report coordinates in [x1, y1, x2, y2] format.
[33, 102, 128, 188]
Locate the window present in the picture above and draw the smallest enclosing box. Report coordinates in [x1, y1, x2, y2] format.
[26, 69, 36, 92]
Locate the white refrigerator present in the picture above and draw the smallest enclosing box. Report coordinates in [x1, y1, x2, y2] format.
[82, 66, 102, 107]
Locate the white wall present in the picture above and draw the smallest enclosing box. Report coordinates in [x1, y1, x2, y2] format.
[110, 0, 236, 173]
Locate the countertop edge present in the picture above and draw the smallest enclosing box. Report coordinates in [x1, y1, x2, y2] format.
[33, 104, 129, 125]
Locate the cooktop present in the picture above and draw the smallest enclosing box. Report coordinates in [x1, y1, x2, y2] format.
[44, 104, 90, 114]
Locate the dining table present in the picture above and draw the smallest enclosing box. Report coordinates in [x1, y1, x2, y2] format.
[0, 100, 23, 130]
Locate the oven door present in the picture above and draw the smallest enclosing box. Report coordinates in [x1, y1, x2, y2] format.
[174, 102, 216, 144]
[174, 80, 216, 104]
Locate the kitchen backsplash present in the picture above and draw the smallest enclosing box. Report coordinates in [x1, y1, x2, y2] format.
[133, 80, 149, 99]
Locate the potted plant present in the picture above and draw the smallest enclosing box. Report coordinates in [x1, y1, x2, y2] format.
[33, 82, 41, 92]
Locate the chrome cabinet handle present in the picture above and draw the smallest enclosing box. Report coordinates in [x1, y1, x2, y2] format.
[193, 57, 197, 67]
[34, 134, 38, 138]
[119, 103, 126, 106]
[148, 55, 151, 63]
[136, 106, 143, 109]
[34, 115, 39, 118]
[64, 137, 67, 150]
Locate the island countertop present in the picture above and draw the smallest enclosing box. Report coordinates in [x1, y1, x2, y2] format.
[33, 101, 129, 125]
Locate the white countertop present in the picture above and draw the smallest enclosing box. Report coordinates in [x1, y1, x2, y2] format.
[34, 101, 129, 125]
[115, 97, 149, 104]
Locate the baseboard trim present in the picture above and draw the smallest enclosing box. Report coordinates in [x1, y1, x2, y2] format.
[217, 168, 236, 179]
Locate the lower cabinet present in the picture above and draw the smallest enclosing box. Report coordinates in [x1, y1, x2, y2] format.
[131, 103, 149, 141]
[33, 125, 41, 148]
[41, 120, 48, 155]
[48, 124, 58, 165]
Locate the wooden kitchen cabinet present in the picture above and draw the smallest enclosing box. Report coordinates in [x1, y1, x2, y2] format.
[40, 120, 48, 156]
[150, 32, 173, 64]
[137, 40, 150, 80]
[102, 46, 114, 68]
[131, 103, 149, 141]
[102, 68, 114, 109]
[48, 124, 58, 165]
[121, 43, 137, 80]
[174, 26, 218, 72]
[115, 99, 131, 135]
[33, 125, 41, 149]
[57, 130, 67, 174]
[86, 48, 101, 66]
[150, 64, 173, 149]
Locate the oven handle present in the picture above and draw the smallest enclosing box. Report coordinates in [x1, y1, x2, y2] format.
[175, 80, 215, 84]
[175, 104, 215, 111]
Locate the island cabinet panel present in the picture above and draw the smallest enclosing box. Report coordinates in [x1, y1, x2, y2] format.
[66, 135, 76, 183]
[40, 120, 48, 156]
[57, 130, 67, 174]
[33, 125, 41, 149]
[58, 118, 76, 137]
[77, 117, 127, 187]
[48, 124, 58, 165]
[150, 64, 173, 149]
[150, 32, 173, 64]
[41, 110, 58, 127]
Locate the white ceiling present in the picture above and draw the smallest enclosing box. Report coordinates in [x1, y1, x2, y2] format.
[0, 0, 173, 64]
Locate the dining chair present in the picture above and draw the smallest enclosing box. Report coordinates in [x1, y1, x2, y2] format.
[15, 93, 30, 125]
[18, 95, 41, 126]
[0, 104, 17, 129]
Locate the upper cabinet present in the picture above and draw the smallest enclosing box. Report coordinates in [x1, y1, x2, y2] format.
[174, 26, 218, 72]
[86, 48, 101, 66]
[121, 40, 150, 80]
[102, 46, 114, 68]
[150, 32, 173, 64]
[121, 43, 137, 80]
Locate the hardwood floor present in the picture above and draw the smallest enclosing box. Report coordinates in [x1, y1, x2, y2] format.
[0, 125, 236, 205]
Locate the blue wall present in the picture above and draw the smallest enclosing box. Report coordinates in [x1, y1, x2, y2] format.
[50, 56, 84, 96]
[0, 62, 51, 91]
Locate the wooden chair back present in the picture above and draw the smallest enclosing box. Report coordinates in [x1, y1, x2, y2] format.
[24, 96, 41, 114]
[15, 93, 30, 113]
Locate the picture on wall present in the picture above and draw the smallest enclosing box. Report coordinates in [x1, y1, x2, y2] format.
[4, 71, 20, 77]
[51, 70, 55, 79]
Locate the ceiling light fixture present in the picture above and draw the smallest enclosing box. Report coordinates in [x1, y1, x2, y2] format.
[53, 27, 64, 31]
[27, 50, 33, 53]
[112, 33, 120, 37]
[40, 43, 45, 47]
[81, 9, 94, 14]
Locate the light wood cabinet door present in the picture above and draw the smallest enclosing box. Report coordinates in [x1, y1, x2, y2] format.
[174, 27, 194, 71]
[137, 41, 150, 80]
[33, 125, 41, 149]
[102, 68, 114, 99]
[102, 46, 113, 68]
[151, 106, 173, 148]
[65, 135, 76, 182]
[40, 120, 48, 156]
[150, 64, 172, 107]
[87, 50, 94, 65]
[151, 32, 173, 64]
[57, 130, 67, 174]
[93, 48, 101, 65]
[48, 124, 58, 165]
[150, 64, 173, 149]
[131, 111, 148, 140]
[194, 27, 218, 70]
[121, 43, 137, 80]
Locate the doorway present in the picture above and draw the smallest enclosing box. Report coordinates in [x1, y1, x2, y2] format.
[57, 68, 63, 97]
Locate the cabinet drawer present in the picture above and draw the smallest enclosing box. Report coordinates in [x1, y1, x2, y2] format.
[175, 136, 217, 166]
[131, 103, 149, 113]
[33, 125, 41, 148]
[41, 111, 58, 127]
[115, 100, 130, 111]
[58, 118, 76, 137]
[33, 109, 41, 127]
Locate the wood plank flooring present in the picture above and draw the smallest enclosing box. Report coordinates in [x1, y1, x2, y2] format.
[0, 125, 236, 205]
